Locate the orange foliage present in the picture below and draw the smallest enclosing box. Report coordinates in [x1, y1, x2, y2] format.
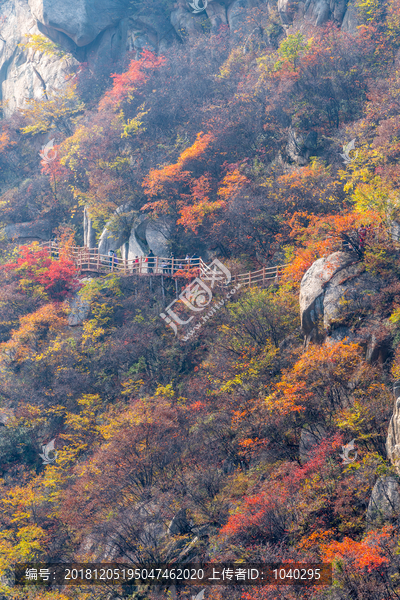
[0, 128, 15, 153]
[282, 210, 381, 283]
[217, 166, 249, 201]
[322, 527, 391, 572]
[265, 341, 362, 416]
[142, 132, 216, 228]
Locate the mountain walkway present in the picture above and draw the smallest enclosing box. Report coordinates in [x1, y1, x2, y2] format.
[40, 242, 288, 289]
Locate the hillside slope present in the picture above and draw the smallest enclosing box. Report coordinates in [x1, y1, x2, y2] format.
[2, 1, 400, 600]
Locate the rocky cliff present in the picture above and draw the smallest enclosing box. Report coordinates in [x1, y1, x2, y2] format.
[0, 0, 356, 117]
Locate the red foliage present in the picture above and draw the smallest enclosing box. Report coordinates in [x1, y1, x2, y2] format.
[3, 245, 79, 301]
[99, 51, 166, 110]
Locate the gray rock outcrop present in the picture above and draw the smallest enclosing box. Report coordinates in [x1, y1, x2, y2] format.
[98, 211, 171, 259]
[206, 1, 228, 32]
[0, 0, 79, 117]
[299, 251, 385, 356]
[278, 0, 350, 28]
[0, 0, 359, 118]
[299, 251, 355, 340]
[386, 384, 400, 472]
[367, 476, 400, 523]
[171, 0, 204, 38]
[67, 293, 90, 326]
[28, 0, 130, 47]
[2, 219, 51, 241]
[323, 262, 381, 330]
[286, 128, 318, 165]
[83, 207, 96, 249]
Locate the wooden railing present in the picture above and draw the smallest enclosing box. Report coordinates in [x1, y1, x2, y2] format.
[39, 243, 288, 289]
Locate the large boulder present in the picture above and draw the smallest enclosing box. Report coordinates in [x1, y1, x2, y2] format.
[323, 262, 381, 330]
[145, 218, 172, 258]
[299, 251, 386, 357]
[28, 0, 130, 47]
[299, 251, 354, 340]
[98, 211, 171, 259]
[342, 3, 358, 33]
[367, 476, 400, 524]
[170, 0, 203, 39]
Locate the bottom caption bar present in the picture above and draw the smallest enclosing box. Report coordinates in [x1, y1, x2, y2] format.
[14, 563, 332, 586]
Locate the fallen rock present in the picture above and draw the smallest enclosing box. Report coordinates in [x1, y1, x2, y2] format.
[299, 424, 326, 463]
[168, 508, 190, 536]
[67, 294, 90, 326]
[3, 219, 51, 241]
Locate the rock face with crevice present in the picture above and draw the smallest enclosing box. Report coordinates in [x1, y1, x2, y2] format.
[278, 0, 352, 29]
[97, 211, 172, 259]
[299, 251, 389, 362]
[0, 0, 358, 118]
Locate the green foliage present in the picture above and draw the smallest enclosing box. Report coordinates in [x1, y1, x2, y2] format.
[121, 104, 149, 138]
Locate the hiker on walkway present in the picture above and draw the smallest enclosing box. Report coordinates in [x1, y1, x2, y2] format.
[134, 256, 139, 274]
[185, 254, 191, 270]
[50, 239, 58, 259]
[108, 249, 114, 270]
[191, 252, 200, 267]
[147, 249, 155, 274]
